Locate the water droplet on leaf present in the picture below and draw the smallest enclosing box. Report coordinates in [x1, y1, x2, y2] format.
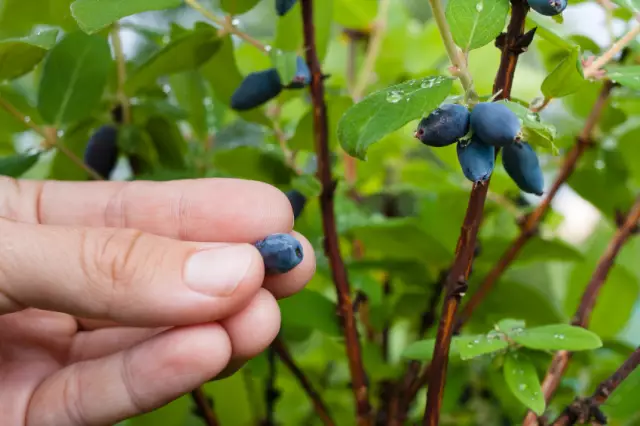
[386, 90, 404, 103]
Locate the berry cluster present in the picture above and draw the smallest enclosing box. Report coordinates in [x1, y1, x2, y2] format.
[231, 56, 311, 111]
[528, 0, 567, 16]
[415, 102, 544, 196]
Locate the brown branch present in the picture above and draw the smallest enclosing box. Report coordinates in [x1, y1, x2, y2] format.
[550, 347, 640, 426]
[300, 1, 372, 425]
[422, 2, 530, 424]
[522, 197, 640, 426]
[272, 338, 336, 426]
[262, 347, 279, 426]
[455, 80, 616, 328]
[191, 387, 219, 426]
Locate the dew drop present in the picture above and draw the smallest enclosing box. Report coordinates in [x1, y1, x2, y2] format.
[386, 90, 404, 103]
[553, 333, 566, 340]
[162, 84, 171, 94]
[56, 130, 64, 138]
[24, 116, 31, 123]
[518, 384, 528, 391]
[595, 159, 605, 170]
[231, 18, 240, 26]
[265, 45, 273, 52]
[476, 2, 484, 12]
[473, 339, 481, 344]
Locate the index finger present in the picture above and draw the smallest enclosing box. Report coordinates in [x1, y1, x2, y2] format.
[0, 178, 294, 243]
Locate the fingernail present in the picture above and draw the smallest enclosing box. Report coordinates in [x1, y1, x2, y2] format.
[184, 245, 254, 296]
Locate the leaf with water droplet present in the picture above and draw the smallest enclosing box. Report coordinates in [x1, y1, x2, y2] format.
[605, 64, 640, 91]
[497, 318, 526, 333]
[337, 76, 452, 160]
[455, 333, 509, 360]
[512, 324, 603, 351]
[503, 351, 545, 415]
[445, 0, 509, 51]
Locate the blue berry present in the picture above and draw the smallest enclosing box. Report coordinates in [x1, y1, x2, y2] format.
[255, 233, 304, 274]
[284, 56, 311, 89]
[502, 141, 544, 196]
[84, 125, 119, 179]
[456, 135, 495, 183]
[470, 102, 522, 147]
[415, 104, 470, 147]
[285, 189, 307, 219]
[231, 69, 283, 111]
[528, 0, 567, 16]
[276, 0, 298, 16]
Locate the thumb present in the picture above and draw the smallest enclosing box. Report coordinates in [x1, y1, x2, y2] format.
[0, 218, 265, 326]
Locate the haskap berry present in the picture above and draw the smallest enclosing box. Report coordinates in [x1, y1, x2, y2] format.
[276, 0, 298, 16]
[284, 56, 311, 89]
[84, 125, 119, 179]
[285, 189, 307, 220]
[254, 233, 304, 274]
[527, 0, 567, 16]
[415, 103, 470, 147]
[231, 68, 283, 111]
[502, 141, 544, 196]
[470, 102, 522, 147]
[456, 135, 495, 183]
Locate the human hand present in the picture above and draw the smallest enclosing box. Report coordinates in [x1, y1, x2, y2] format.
[0, 177, 316, 426]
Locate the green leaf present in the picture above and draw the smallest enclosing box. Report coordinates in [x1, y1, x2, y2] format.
[446, 0, 509, 51]
[269, 49, 298, 86]
[49, 119, 97, 180]
[479, 237, 582, 265]
[525, 15, 576, 52]
[402, 337, 462, 360]
[0, 84, 44, 135]
[118, 124, 158, 167]
[126, 24, 221, 95]
[503, 352, 546, 415]
[606, 65, 640, 90]
[499, 100, 558, 154]
[201, 36, 270, 126]
[333, 0, 377, 28]
[0, 0, 77, 38]
[337, 76, 453, 160]
[71, 0, 182, 34]
[497, 319, 526, 333]
[0, 152, 41, 177]
[512, 324, 602, 351]
[291, 174, 322, 198]
[169, 71, 209, 140]
[455, 332, 509, 360]
[278, 289, 341, 336]
[145, 116, 186, 170]
[402, 338, 436, 360]
[37, 31, 112, 126]
[0, 29, 59, 81]
[274, 0, 332, 61]
[220, 0, 261, 14]
[290, 95, 353, 151]
[541, 47, 586, 98]
[212, 145, 296, 185]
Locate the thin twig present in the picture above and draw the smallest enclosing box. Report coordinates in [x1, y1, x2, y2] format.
[351, 0, 392, 101]
[0, 97, 104, 180]
[584, 23, 640, 79]
[522, 197, 640, 426]
[191, 387, 219, 426]
[422, 1, 530, 424]
[263, 347, 278, 426]
[456, 80, 615, 329]
[300, 1, 372, 424]
[184, 0, 267, 52]
[550, 347, 640, 426]
[111, 22, 131, 125]
[272, 338, 336, 426]
[426, 0, 475, 95]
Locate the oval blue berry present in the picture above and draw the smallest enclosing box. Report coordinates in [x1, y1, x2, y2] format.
[470, 102, 522, 147]
[255, 233, 304, 274]
[231, 69, 283, 111]
[284, 56, 311, 89]
[285, 189, 307, 220]
[84, 125, 119, 179]
[276, 0, 298, 16]
[528, 0, 567, 16]
[502, 141, 544, 196]
[415, 103, 470, 147]
[456, 135, 495, 183]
